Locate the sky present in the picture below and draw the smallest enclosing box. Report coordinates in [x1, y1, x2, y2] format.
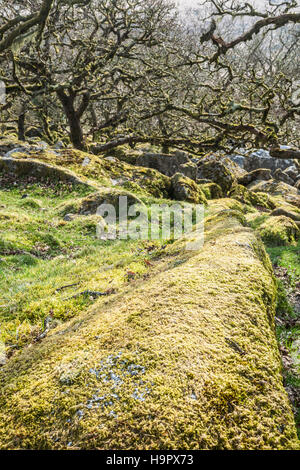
[176, 0, 288, 8]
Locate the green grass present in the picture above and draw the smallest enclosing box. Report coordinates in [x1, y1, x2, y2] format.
[0, 184, 168, 349]
[267, 241, 300, 282]
[266, 241, 300, 438]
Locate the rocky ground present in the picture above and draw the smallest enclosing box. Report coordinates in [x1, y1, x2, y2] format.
[0, 135, 299, 449]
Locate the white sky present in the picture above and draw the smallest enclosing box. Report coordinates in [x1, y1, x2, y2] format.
[177, 0, 283, 7]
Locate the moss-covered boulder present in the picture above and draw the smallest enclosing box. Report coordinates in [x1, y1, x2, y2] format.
[136, 151, 190, 177]
[270, 208, 300, 223]
[178, 161, 198, 181]
[199, 182, 223, 200]
[248, 179, 300, 209]
[248, 179, 298, 197]
[0, 206, 298, 449]
[170, 173, 207, 204]
[229, 185, 276, 210]
[0, 157, 94, 190]
[238, 168, 272, 186]
[58, 190, 143, 217]
[197, 156, 236, 194]
[257, 215, 300, 246]
[0, 148, 171, 199]
[274, 168, 295, 187]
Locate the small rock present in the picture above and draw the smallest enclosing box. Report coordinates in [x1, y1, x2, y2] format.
[82, 157, 91, 167]
[63, 213, 76, 222]
[54, 141, 64, 149]
[4, 147, 27, 158]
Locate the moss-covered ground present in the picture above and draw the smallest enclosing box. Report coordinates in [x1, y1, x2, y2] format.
[0, 182, 171, 349]
[0, 141, 299, 449]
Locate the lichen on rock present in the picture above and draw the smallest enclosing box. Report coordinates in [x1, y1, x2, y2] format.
[229, 184, 276, 210]
[170, 173, 207, 204]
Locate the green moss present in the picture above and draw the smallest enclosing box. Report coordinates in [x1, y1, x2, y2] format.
[16, 148, 171, 199]
[171, 173, 207, 204]
[19, 198, 42, 210]
[229, 185, 276, 210]
[199, 182, 223, 200]
[0, 203, 298, 450]
[258, 216, 299, 246]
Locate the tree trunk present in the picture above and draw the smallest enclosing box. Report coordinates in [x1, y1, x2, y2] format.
[57, 89, 85, 150]
[18, 105, 26, 141]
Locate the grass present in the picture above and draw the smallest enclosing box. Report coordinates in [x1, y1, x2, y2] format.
[0, 142, 299, 449]
[266, 241, 300, 437]
[267, 242, 300, 280]
[0, 183, 168, 348]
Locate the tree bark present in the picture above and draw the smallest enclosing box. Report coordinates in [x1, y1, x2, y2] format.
[17, 105, 26, 141]
[57, 89, 85, 150]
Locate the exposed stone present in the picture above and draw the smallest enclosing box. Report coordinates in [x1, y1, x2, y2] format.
[270, 208, 300, 222]
[63, 213, 76, 222]
[226, 154, 246, 170]
[274, 168, 295, 186]
[54, 141, 64, 149]
[136, 151, 190, 177]
[284, 165, 299, 182]
[220, 156, 246, 178]
[197, 156, 236, 193]
[238, 168, 272, 186]
[178, 161, 198, 180]
[35, 141, 49, 151]
[4, 147, 29, 158]
[82, 157, 91, 167]
[227, 149, 295, 175]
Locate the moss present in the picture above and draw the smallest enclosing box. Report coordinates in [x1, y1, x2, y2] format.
[197, 158, 236, 194]
[229, 185, 276, 210]
[19, 198, 42, 210]
[104, 145, 141, 165]
[249, 180, 300, 212]
[257, 216, 299, 247]
[0, 204, 298, 450]
[0, 157, 96, 193]
[170, 173, 207, 204]
[12, 149, 171, 199]
[249, 180, 298, 196]
[57, 190, 143, 217]
[199, 182, 223, 200]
